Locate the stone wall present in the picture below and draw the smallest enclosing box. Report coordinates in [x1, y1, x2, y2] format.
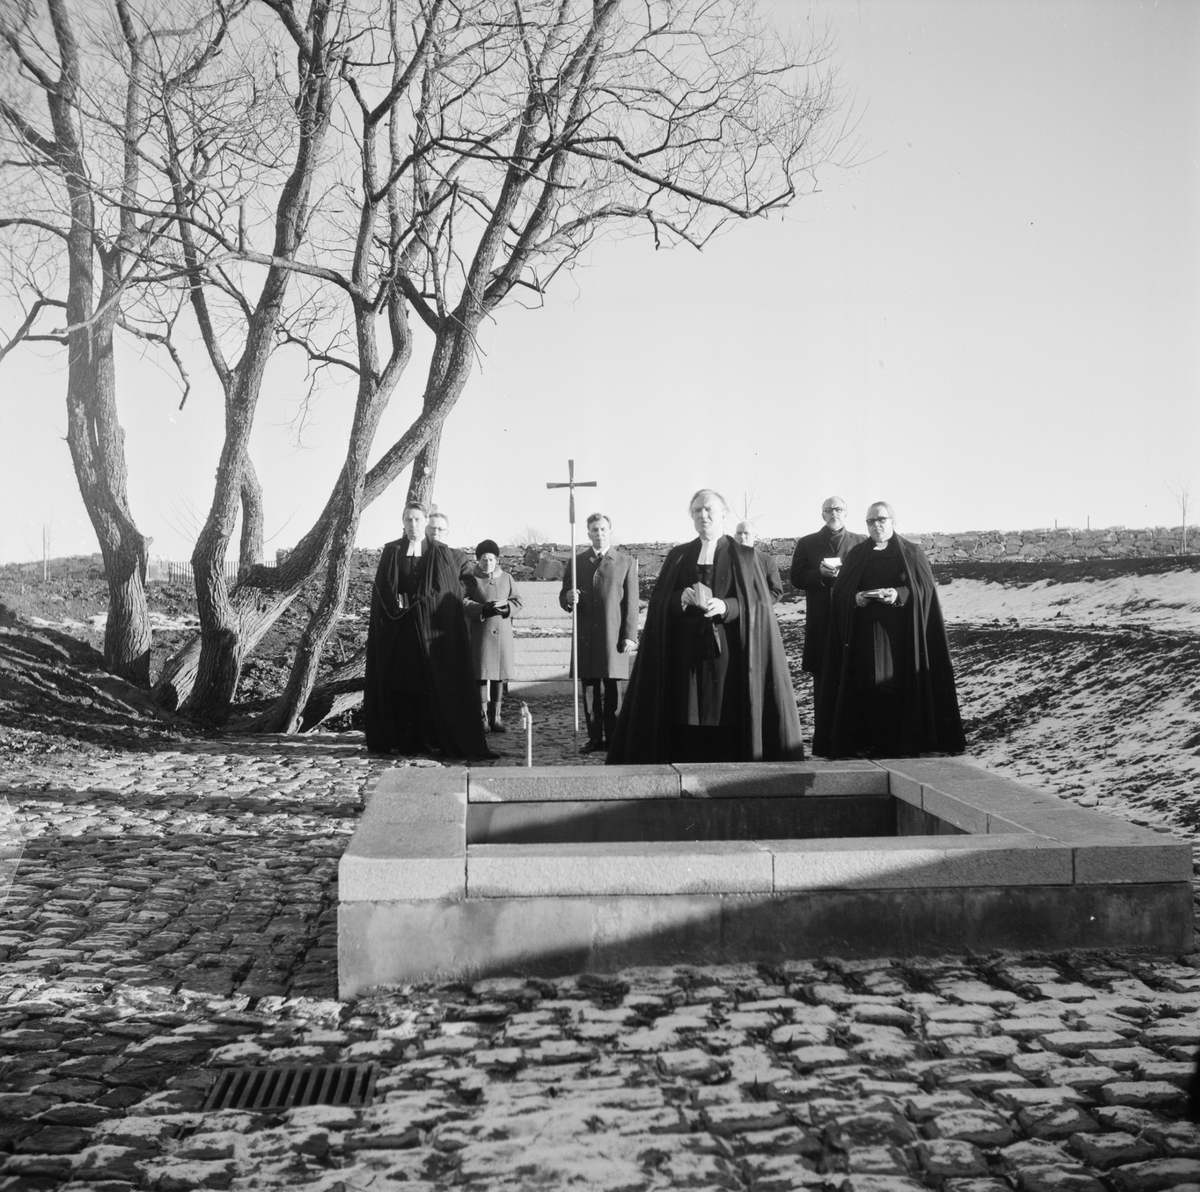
[516, 525, 1200, 582]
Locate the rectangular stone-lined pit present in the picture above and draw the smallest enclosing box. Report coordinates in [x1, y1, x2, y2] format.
[338, 760, 1193, 995]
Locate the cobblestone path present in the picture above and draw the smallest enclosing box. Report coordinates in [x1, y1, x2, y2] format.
[3, 704, 1200, 1190]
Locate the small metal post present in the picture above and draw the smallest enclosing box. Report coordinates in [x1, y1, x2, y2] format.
[520, 702, 533, 767]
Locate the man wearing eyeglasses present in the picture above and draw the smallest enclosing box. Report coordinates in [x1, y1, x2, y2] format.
[789, 496, 865, 711]
[813, 501, 964, 759]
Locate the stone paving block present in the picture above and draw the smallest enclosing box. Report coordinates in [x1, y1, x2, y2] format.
[844, 1144, 913, 1174]
[1093, 1046, 1163, 1070]
[916, 1138, 988, 1177]
[742, 1151, 824, 1189]
[1109, 1157, 1200, 1192]
[740, 1125, 823, 1156]
[1019, 1104, 1102, 1140]
[656, 1048, 729, 1082]
[997, 1015, 1067, 1039]
[1020, 1167, 1105, 1192]
[839, 1176, 927, 1192]
[469, 765, 679, 802]
[1045, 1065, 1121, 1092]
[827, 1112, 919, 1148]
[1100, 1081, 1185, 1109]
[1042, 1030, 1128, 1056]
[1067, 1131, 1159, 1169]
[924, 1109, 1015, 1146]
[939, 1034, 1020, 1060]
[1138, 1019, 1200, 1048]
[993, 1087, 1088, 1111]
[996, 1138, 1076, 1171]
[467, 839, 774, 896]
[1136, 1060, 1193, 1088]
[1094, 1106, 1170, 1135]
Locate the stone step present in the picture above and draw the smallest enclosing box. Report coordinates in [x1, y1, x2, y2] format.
[514, 638, 572, 656]
[512, 581, 569, 622]
[511, 663, 572, 681]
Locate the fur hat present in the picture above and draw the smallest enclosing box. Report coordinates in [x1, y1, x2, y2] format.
[475, 539, 500, 558]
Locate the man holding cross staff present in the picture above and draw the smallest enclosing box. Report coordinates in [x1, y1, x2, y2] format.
[550, 461, 638, 751]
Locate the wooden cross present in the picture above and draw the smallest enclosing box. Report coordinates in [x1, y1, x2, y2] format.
[547, 460, 597, 747]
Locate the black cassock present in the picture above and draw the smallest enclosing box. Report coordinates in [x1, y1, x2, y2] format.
[363, 537, 490, 759]
[606, 535, 804, 763]
[813, 534, 965, 759]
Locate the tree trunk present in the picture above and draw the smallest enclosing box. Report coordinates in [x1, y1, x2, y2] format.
[406, 422, 441, 509]
[298, 649, 366, 731]
[239, 458, 264, 568]
[257, 479, 362, 734]
[45, 0, 153, 687]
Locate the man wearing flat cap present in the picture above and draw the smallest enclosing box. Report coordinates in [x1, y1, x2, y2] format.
[464, 539, 522, 733]
[560, 513, 639, 754]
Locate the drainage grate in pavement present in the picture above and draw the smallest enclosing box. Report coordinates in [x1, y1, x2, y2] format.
[204, 1063, 377, 1112]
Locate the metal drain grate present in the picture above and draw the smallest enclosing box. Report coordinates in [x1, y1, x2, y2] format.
[204, 1063, 377, 1112]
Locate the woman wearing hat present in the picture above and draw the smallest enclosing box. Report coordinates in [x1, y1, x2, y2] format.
[464, 540, 523, 732]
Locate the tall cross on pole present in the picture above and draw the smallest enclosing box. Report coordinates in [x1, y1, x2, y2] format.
[547, 459, 597, 749]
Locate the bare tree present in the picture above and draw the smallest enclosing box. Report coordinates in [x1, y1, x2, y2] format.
[153, 0, 846, 731]
[1167, 479, 1191, 554]
[0, 0, 238, 684]
[5, 0, 846, 729]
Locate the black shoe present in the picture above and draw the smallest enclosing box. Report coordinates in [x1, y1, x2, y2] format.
[579, 739, 606, 755]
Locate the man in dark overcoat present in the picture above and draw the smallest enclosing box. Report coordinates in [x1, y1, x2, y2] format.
[559, 512, 639, 753]
[363, 502, 495, 759]
[790, 495, 866, 710]
[735, 520, 783, 602]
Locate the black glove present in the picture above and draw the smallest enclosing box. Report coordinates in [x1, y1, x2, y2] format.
[482, 602, 499, 619]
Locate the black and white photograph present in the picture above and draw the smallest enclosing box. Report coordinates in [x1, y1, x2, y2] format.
[0, 0, 1198, 1186]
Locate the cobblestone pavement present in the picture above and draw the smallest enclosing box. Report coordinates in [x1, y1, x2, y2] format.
[3, 698, 1200, 1190]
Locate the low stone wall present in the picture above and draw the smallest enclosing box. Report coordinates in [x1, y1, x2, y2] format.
[517, 524, 1199, 581]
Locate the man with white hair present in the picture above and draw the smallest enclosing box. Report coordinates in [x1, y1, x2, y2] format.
[734, 521, 783, 602]
[813, 501, 964, 759]
[608, 488, 803, 763]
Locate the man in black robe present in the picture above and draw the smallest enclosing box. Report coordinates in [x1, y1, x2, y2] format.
[607, 489, 804, 764]
[363, 502, 494, 759]
[790, 495, 866, 710]
[734, 521, 783, 602]
[813, 501, 965, 759]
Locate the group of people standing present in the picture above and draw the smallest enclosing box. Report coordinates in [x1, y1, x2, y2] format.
[362, 490, 964, 763]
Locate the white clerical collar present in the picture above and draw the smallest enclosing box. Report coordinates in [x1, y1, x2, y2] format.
[696, 536, 719, 565]
[405, 536, 425, 555]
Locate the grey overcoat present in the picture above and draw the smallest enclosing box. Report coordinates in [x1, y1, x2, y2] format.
[558, 547, 639, 679]
[464, 569, 523, 680]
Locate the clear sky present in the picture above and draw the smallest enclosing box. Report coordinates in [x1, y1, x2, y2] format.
[1, 0, 1197, 563]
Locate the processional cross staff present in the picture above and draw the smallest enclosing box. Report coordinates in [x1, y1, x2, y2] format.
[547, 459, 597, 747]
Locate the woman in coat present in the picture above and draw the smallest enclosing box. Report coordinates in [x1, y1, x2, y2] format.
[464, 539, 523, 732]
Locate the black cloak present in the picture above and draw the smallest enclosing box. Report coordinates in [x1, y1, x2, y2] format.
[813, 533, 965, 759]
[363, 537, 490, 759]
[606, 536, 804, 763]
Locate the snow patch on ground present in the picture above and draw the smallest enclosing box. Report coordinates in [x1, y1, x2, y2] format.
[940, 571, 1200, 632]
